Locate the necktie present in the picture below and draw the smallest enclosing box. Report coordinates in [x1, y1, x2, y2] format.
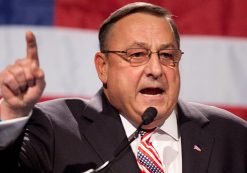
[137, 129, 165, 173]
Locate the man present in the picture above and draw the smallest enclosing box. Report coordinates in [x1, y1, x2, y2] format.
[0, 2, 246, 173]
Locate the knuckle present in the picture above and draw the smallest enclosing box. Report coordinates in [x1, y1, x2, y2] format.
[7, 64, 22, 75]
[6, 64, 14, 71]
[25, 74, 33, 82]
[15, 58, 23, 64]
[39, 69, 45, 77]
[16, 57, 33, 67]
[3, 74, 15, 84]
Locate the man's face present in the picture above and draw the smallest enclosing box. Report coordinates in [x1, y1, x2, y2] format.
[96, 13, 180, 128]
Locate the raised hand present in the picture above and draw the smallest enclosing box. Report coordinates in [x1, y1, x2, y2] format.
[0, 32, 46, 120]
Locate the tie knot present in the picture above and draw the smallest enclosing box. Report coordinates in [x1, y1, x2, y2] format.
[139, 128, 155, 141]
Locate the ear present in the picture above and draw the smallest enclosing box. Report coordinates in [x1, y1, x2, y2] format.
[94, 52, 108, 85]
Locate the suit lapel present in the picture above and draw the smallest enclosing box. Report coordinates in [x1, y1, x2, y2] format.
[78, 89, 139, 173]
[178, 100, 215, 173]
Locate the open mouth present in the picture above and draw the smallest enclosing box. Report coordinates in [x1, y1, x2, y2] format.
[140, 88, 164, 95]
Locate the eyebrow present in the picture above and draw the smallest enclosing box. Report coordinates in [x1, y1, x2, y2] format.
[126, 42, 148, 49]
[159, 43, 176, 49]
[126, 41, 177, 50]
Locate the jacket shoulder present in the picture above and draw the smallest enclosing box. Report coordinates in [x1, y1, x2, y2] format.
[178, 100, 247, 129]
[35, 98, 89, 121]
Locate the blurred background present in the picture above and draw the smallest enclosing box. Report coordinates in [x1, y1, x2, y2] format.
[0, 0, 246, 120]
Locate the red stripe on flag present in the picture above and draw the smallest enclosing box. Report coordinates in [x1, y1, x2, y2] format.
[217, 105, 247, 121]
[54, 0, 247, 37]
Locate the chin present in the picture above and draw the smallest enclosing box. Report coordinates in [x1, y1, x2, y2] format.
[141, 121, 161, 130]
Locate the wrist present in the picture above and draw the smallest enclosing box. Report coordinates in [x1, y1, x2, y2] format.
[0, 99, 32, 120]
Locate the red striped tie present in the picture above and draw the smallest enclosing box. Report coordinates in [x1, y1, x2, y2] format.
[137, 129, 165, 173]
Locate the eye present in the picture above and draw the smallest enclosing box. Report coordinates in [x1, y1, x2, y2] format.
[159, 51, 174, 59]
[127, 49, 148, 58]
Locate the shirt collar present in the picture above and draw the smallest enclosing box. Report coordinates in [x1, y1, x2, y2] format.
[120, 108, 179, 141]
[157, 110, 179, 141]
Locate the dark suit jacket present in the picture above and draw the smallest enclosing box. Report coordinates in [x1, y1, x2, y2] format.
[1, 89, 247, 173]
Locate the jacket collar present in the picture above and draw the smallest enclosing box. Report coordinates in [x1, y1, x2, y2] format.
[177, 100, 214, 173]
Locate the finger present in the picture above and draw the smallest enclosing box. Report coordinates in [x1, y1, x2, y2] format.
[8, 63, 28, 92]
[32, 68, 45, 87]
[34, 69, 46, 95]
[2, 70, 22, 96]
[26, 31, 39, 67]
[1, 84, 16, 102]
[16, 59, 35, 87]
[25, 68, 46, 100]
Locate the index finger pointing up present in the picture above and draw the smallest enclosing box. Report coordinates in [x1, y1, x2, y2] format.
[26, 31, 39, 67]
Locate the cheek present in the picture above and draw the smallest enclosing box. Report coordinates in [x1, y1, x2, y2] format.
[106, 65, 144, 114]
[107, 64, 143, 95]
[164, 67, 180, 92]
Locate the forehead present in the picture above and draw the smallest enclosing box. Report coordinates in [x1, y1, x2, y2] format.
[106, 12, 176, 48]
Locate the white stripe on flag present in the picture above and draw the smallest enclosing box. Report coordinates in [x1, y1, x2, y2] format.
[1, 26, 247, 107]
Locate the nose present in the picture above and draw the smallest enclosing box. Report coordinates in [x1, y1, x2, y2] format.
[144, 52, 163, 79]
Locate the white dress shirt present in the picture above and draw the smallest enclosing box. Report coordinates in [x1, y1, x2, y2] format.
[120, 110, 182, 173]
[0, 115, 29, 148]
